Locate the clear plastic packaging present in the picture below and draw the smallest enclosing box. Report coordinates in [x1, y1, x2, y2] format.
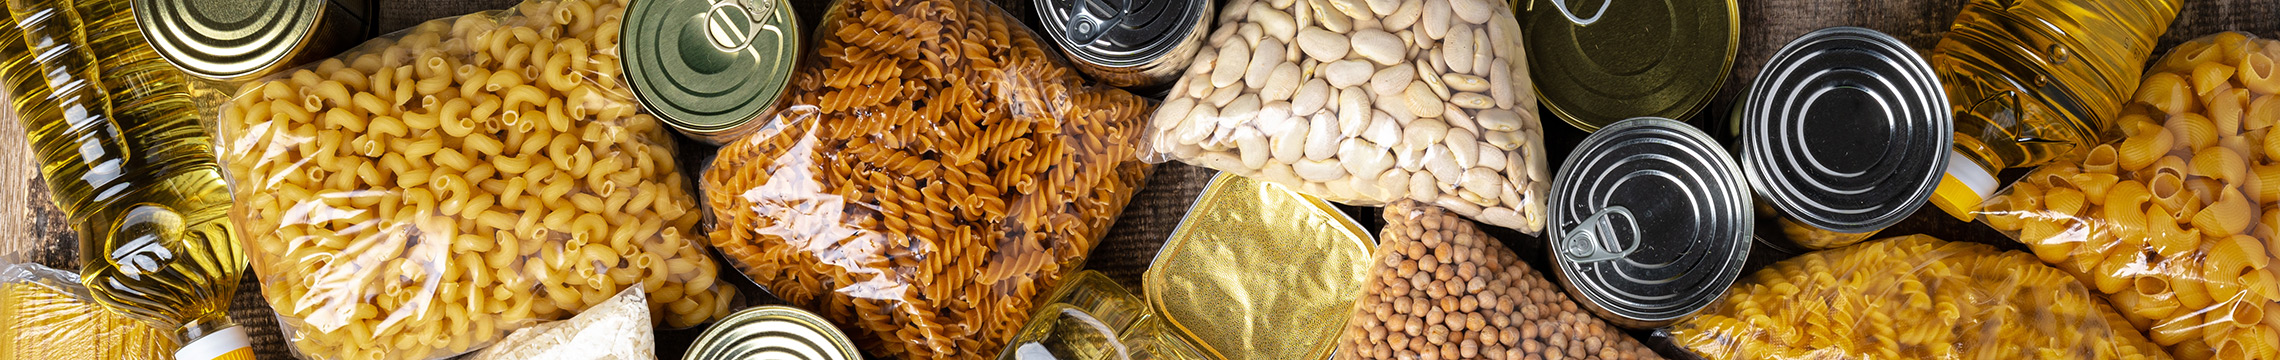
[211, 1, 738, 359]
[465, 287, 653, 360]
[1976, 31, 2280, 359]
[1140, 0, 1549, 233]
[698, 0, 1155, 358]
[0, 262, 179, 360]
[1335, 201, 1659, 360]
[1666, 235, 2170, 359]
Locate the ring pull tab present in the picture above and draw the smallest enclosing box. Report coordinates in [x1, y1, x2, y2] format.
[1064, 0, 1127, 45]
[705, 0, 775, 52]
[1534, 0, 1611, 26]
[1559, 206, 1640, 263]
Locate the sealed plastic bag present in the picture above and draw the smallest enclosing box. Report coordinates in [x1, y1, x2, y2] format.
[1143, 0, 1549, 233]
[0, 262, 178, 360]
[1335, 201, 1659, 360]
[698, 0, 1155, 358]
[212, 0, 738, 359]
[467, 287, 653, 360]
[1667, 235, 2170, 359]
[1976, 31, 2280, 359]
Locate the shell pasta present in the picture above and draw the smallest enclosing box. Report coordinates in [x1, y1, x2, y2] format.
[214, 1, 736, 359]
[1978, 32, 2280, 360]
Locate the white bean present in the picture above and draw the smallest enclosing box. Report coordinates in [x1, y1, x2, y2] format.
[1261, 62, 1305, 102]
[1350, 29, 1404, 66]
[1212, 40, 1251, 88]
[1323, 60, 1376, 88]
[1306, 114, 1342, 160]
[1246, 38, 1287, 88]
[1293, 78, 1333, 115]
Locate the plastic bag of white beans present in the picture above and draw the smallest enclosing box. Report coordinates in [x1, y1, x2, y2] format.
[1142, 0, 1550, 233]
[210, 1, 738, 359]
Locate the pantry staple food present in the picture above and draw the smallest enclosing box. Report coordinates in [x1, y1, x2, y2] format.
[700, 0, 1154, 358]
[1143, 0, 1549, 233]
[1669, 235, 2170, 360]
[213, 1, 738, 359]
[1335, 201, 1659, 360]
[0, 263, 176, 360]
[1977, 31, 2280, 360]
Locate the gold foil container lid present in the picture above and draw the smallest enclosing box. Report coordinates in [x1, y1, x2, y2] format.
[1144, 173, 1375, 360]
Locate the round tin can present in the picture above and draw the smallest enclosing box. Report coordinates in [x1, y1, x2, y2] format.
[131, 0, 376, 81]
[623, 0, 800, 145]
[1547, 117, 1750, 329]
[1740, 27, 1951, 250]
[1525, 0, 1738, 131]
[684, 306, 861, 360]
[1032, 0, 1210, 91]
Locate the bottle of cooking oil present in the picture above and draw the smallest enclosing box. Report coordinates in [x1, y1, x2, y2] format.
[0, 1, 250, 359]
[1925, 0, 2182, 220]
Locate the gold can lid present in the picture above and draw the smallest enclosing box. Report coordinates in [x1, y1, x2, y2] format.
[132, 0, 326, 81]
[685, 306, 860, 360]
[1143, 173, 1375, 360]
[1524, 0, 1738, 131]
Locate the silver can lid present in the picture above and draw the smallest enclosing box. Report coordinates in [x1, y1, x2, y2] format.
[1548, 117, 1751, 329]
[1742, 27, 1951, 234]
[1033, 0, 1206, 68]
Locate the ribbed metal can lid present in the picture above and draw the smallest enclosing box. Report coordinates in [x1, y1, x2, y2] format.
[684, 306, 860, 360]
[1741, 27, 1951, 234]
[131, 0, 325, 81]
[623, 0, 798, 140]
[1548, 117, 1750, 329]
[1034, 0, 1204, 67]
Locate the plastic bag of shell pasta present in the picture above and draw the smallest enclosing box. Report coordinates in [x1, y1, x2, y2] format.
[698, 0, 1156, 358]
[1141, 0, 1549, 233]
[1974, 32, 2280, 360]
[1336, 201, 1659, 360]
[1667, 235, 2170, 360]
[211, 1, 739, 359]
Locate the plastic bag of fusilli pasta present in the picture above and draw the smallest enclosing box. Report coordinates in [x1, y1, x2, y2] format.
[698, 0, 1155, 358]
[1665, 235, 2171, 359]
[1137, 0, 1550, 234]
[1974, 32, 2280, 360]
[211, 1, 739, 359]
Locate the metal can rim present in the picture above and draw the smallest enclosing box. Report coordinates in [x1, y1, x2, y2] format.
[684, 305, 861, 360]
[1031, 0, 1210, 68]
[1529, 0, 1741, 132]
[1740, 26, 1952, 234]
[1547, 117, 1751, 329]
[131, 0, 327, 81]
[621, 0, 800, 141]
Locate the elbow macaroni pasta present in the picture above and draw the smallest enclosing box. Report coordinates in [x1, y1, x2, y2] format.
[700, 0, 1153, 358]
[1976, 32, 2280, 360]
[213, 1, 737, 359]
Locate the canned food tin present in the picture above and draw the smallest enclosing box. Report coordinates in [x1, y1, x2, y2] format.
[1144, 173, 1373, 360]
[1033, 0, 1210, 91]
[623, 0, 800, 145]
[132, 0, 377, 81]
[1524, 0, 1738, 131]
[684, 306, 861, 360]
[1547, 117, 1750, 329]
[1740, 27, 1951, 250]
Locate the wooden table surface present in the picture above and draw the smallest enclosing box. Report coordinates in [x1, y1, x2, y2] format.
[3, 0, 2276, 359]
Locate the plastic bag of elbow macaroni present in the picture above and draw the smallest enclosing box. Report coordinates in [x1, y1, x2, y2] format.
[1973, 32, 2280, 359]
[698, 0, 1155, 358]
[1138, 0, 1549, 233]
[1666, 235, 2171, 359]
[210, 1, 738, 359]
[0, 262, 179, 360]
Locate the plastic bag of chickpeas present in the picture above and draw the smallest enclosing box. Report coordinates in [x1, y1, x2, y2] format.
[1335, 201, 1658, 360]
[1666, 235, 2169, 359]
[210, 1, 738, 359]
[1975, 31, 2280, 359]
[697, 0, 1156, 358]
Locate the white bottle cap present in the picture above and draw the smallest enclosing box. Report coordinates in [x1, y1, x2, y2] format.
[175, 326, 254, 360]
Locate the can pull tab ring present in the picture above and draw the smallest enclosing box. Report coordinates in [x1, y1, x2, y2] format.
[704, 0, 777, 52]
[1064, 0, 1128, 45]
[1531, 0, 1611, 26]
[1559, 206, 1639, 263]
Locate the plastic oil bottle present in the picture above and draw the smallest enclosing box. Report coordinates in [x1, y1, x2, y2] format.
[0, 0, 250, 359]
[1925, 0, 2182, 220]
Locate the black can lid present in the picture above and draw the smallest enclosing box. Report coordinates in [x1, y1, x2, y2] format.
[132, 0, 326, 81]
[623, 0, 799, 135]
[1548, 117, 1751, 329]
[1741, 27, 1951, 233]
[1032, 0, 1205, 68]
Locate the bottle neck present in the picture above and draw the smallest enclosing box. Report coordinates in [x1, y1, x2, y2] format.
[175, 323, 253, 360]
[176, 311, 239, 346]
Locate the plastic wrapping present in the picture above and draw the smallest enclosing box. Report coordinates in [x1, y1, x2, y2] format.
[0, 262, 179, 360]
[211, 1, 738, 359]
[466, 287, 653, 360]
[698, 0, 1155, 358]
[1139, 0, 1549, 233]
[1667, 235, 2170, 359]
[1334, 201, 1659, 360]
[1976, 31, 2280, 360]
